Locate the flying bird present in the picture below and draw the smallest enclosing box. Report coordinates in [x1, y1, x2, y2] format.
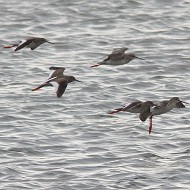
[143, 97, 187, 134]
[46, 76, 81, 98]
[108, 100, 154, 122]
[32, 66, 66, 91]
[32, 67, 81, 98]
[3, 37, 54, 51]
[91, 47, 145, 67]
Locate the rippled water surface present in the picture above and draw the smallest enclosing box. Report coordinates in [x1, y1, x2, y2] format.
[0, 0, 190, 189]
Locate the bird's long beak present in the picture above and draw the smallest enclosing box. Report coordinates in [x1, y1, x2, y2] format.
[75, 79, 82, 83]
[47, 41, 55, 44]
[176, 101, 187, 108]
[181, 101, 188, 104]
[135, 56, 146, 60]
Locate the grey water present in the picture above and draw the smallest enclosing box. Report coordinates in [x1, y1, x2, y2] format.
[0, 0, 190, 189]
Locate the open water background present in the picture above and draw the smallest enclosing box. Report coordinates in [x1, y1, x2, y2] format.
[0, 0, 190, 189]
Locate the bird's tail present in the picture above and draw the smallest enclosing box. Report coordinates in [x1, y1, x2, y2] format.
[139, 110, 151, 122]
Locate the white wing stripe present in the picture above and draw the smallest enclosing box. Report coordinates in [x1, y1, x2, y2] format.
[50, 81, 59, 93]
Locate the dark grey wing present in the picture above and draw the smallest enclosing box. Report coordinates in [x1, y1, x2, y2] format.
[175, 101, 185, 108]
[30, 44, 42, 50]
[154, 100, 168, 109]
[106, 52, 124, 60]
[107, 48, 128, 60]
[48, 68, 65, 79]
[111, 47, 128, 54]
[123, 101, 142, 110]
[28, 38, 46, 50]
[30, 41, 44, 50]
[139, 109, 151, 122]
[14, 39, 33, 51]
[49, 66, 65, 71]
[57, 81, 68, 98]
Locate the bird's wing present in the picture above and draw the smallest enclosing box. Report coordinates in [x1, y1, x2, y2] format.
[57, 82, 68, 98]
[139, 109, 151, 122]
[14, 39, 33, 51]
[106, 52, 125, 61]
[50, 80, 68, 98]
[111, 47, 128, 54]
[102, 48, 127, 61]
[49, 66, 65, 71]
[32, 82, 52, 91]
[48, 68, 65, 79]
[30, 40, 44, 50]
[123, 101, 142, 110]
[175, 101, 185, 108]
[160, 100, 170, 107]
[45, 76, 57, 83]
[48, 70, 56, 79]
[33, 76, 56, 91]
[153, 100, 168, 109]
